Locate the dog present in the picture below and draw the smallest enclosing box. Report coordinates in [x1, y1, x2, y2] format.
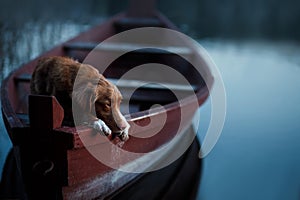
[30, 56, 130, 141]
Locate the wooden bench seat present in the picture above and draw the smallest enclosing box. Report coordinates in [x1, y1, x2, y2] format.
[63, 42, 192, 56]
[14, 73, 32, 83]
[14, 74, 196, 93]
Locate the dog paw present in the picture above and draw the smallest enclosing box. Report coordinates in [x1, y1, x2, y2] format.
[118, 127, 130, 141]
[118, 133, 129, 141]
[92, 119, 112, 136]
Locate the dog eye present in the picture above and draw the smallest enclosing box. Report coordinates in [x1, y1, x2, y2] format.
[103, 102, 111, 112]
[105, 101, 111, 107]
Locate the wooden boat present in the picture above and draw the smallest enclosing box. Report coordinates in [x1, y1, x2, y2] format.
[1, 1, 213, 199]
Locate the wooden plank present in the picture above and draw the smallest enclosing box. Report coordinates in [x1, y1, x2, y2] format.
[64, 42, 192, 56]
[28, 95, 64, 130]
[14, 73, 32, 83]
[110, 79, 197, 92]
[65, 147, 111, 186]
[14, 74, 196, 93]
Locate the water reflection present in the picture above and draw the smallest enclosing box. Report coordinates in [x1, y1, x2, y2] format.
[0, 21, 101, 79]
[0, 0, 126, 79]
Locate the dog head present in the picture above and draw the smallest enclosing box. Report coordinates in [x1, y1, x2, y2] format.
[94, 77, 130, 136]
[73, 64, 130, 139]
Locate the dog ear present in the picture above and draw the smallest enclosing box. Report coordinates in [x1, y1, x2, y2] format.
[72, 82, 97, 114]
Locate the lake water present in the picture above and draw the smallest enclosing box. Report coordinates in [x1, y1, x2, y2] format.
[196, 40, 300, 200]
[1, 1, 300, 199]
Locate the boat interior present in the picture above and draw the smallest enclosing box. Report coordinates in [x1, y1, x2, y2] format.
[10, 14, 206, 128]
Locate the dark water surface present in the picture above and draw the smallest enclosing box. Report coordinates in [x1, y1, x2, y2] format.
[1, 0, 300, 199]
[196, 40, 300, 200]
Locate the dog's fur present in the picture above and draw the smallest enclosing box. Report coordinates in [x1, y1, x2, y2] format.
[30, 56, 129, 140]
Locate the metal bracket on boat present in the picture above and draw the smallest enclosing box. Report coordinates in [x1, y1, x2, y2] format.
[32, 159, 54, 176]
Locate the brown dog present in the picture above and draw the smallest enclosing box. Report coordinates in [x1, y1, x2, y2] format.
[30, 56, 129, 141]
